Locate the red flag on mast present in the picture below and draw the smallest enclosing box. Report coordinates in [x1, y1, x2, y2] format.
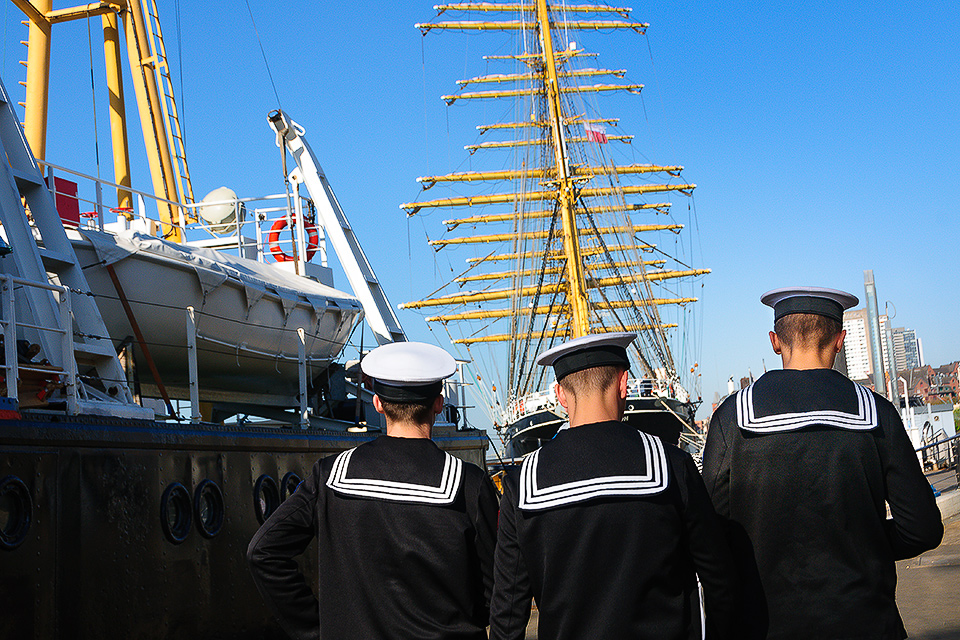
[584, 122, 608, 144]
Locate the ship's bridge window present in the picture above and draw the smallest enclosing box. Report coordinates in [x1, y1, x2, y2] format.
[194, 480, 225, 538]
[0, 476, 32, 550]
[161, 482, 192, 544]
[254, 475, 280, 524]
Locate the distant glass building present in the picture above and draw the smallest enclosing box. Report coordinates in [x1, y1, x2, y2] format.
[892, 327, 921, 371]
[842, 308, 895, 381]
[843, 308, 872, 381]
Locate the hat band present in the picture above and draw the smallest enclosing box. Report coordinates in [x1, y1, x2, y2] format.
[373, 379, 443, 404]
[774, 296, 844, 323]
[553, 345, 630, 381]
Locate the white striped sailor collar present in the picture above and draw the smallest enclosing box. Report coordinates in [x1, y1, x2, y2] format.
[736, 379, 878, 433]
[326, 446, 463, 505]
[519, 429, 668, 511]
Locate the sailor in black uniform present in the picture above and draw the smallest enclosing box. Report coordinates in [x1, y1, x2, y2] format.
[489, 332, 737, 640]
[702, 286, 944, 640]
[246, 341, 499, 640]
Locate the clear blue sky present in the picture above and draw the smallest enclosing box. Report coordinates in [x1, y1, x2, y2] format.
[2, 1, 958, 423]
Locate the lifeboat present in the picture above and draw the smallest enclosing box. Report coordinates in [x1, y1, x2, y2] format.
[71, 228, 363, 400]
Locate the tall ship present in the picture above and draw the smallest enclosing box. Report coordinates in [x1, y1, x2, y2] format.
[0, 2, 485, 638]
[403, 1, 709, 458]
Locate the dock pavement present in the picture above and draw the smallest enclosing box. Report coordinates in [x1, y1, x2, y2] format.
[897, 469, 960, 640]
[521, 469, 960, 639]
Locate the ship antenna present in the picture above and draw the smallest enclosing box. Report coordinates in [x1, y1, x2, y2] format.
[244, 0, 283, 110]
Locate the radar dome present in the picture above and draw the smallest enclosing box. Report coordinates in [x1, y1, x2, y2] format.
[198, 187, 245, 235]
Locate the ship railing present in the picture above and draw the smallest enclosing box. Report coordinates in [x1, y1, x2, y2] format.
[913, 433, 960, 491]
[30, 163, 344, 426]
[505, 388, 561, 425]
[627, 377, 673, 399]
[40, 162, 330, 282]
[505, 376, 680, 424]
[918, 428, 956, 471]
[438, 364, 477, 431]
[0, 274, 77, 413]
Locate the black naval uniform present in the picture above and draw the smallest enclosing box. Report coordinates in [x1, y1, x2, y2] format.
[247, 436, 499, 640]
[702, 368, 944, 640]
[489, 420, 737, 640]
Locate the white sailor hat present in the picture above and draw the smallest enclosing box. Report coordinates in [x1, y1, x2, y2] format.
[760, 286, 859, 323]
[360, 341, 457, 403]
[536, 332, 636, 381]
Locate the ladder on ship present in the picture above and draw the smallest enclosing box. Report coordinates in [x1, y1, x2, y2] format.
[140, 0, 194, 205]
[0, 77, 150, 419]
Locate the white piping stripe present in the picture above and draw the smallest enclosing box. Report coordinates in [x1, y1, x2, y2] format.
[326, 447, 463, 504]
[737, 381, 878, 433]
[519, 430, 668, 510]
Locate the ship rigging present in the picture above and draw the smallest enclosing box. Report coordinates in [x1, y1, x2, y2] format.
[404, 1, 710, 455]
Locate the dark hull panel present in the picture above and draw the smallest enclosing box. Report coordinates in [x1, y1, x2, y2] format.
[503, 396, 697, 458]
[0, 411, 487, 639]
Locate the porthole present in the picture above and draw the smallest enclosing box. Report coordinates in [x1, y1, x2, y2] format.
[194, 480, 224, 538]
[0, 476, 32, 550]
[281, 472, 302, 501]
[160, 482, 192, 544]
[254, 475, 280, 524]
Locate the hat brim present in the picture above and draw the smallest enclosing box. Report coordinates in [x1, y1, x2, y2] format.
[760, 287, 858, 322]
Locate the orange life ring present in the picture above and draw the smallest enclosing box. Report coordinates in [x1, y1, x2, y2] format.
[267, 218, 320, 262]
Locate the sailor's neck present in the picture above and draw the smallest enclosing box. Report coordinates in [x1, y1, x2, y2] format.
[779, 348, 838, 370]
[384, 423, 432, 439]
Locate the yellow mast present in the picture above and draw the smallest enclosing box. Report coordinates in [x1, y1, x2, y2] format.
[409, 2, 708, 403]
[466, 243, 660, 264]
[428, 223, 684, 247]
[422, 297, 699, 323]
[18, 0, 52, 161]
[443, 83, 641, 105]
[455, 259, 669, 283]
[401, 183, 694, 214]
[419, 165, 682, 188]
[444, 203, 670, 227]
[456, 68, 626, 87]
[417, 19, 647, 33]
[401, 268, 710, 309]
[123, 0, 181, 238]
[477, 117, 617, 132]
[536, 0, 590, 336]
[15, 0, 187, 237]
[434, 3, 633, 15]
[453, 325, 679, 345]
[102, 8, 133, 213]
[465, 133, 634, 150]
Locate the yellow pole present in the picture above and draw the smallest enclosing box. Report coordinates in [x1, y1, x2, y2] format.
[122, 0, 181, 239]
[536, 0, 590, 336]
[102, 8, 133, 213]
[21, 0, 52, 161]
[423, 297, 698, 323]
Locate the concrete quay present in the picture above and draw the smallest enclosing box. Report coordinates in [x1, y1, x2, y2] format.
[898, 469, 960, 640]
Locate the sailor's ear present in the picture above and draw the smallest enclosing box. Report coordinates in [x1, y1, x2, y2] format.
[835, 329, 847, 354]
[372, 394, 386, 415]
[555, 382, 569, 410]
[433, 394, 444, 415]
[769, 331, 782, 355]
[619, 369, 630, 399]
